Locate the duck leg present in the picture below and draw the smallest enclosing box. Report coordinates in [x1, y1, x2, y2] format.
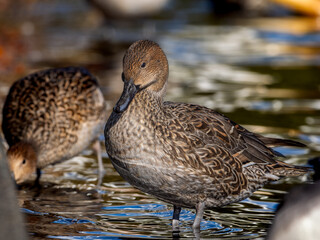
[93, 139, 105, 187]
[192, 201, 205, 233]
[172, 205, 181, 231]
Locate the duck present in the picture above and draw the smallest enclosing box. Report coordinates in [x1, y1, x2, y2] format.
[104, 40, 309, 233]
[268, 182, 320, 240]
[2, 67, 107, 185]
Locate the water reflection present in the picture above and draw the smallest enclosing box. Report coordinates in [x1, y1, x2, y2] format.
[16, 150, 312, 239]
[0, 0, 319, 239]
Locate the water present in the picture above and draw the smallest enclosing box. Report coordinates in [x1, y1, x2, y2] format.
[0, 0, 319, 239]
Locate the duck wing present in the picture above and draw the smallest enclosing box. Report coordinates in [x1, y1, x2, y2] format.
[163, 102, 307, 174]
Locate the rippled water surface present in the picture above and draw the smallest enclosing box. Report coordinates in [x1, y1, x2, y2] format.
[1, 0, 320, 239]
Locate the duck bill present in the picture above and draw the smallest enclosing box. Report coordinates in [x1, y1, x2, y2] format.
[114, 79, 139, 113]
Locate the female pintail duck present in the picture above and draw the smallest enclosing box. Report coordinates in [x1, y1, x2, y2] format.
[2, 67, 107, 185]
[104, 40, 308, 232]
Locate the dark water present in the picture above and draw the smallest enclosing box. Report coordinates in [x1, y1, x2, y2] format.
[0, 0, 320, 239]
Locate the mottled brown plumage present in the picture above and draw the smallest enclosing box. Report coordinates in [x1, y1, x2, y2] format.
[104, 40, 308, 232]
[2, 67, 107, 184]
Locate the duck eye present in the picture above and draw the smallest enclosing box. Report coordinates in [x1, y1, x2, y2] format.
[141, 62, 146, 68]
[121, 72, 125, 82]
[22, 159, 26, 165]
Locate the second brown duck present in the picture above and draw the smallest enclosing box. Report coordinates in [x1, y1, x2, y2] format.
[104, 40, 309, 232]
[3, 67, 107, 185]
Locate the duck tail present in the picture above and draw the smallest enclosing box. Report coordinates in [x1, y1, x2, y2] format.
[270, 162, 311, 178]
[255, 135, 306, 148]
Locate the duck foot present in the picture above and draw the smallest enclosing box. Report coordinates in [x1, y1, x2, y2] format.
[172, 229, 181, 239]
[193, 229, 201, 240]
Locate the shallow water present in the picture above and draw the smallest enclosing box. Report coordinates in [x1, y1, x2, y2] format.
[0, 0, 320, 239]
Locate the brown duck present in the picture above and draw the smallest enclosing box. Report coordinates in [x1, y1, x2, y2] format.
[104, 40, 308, 232]
[2, 67, 107, 185]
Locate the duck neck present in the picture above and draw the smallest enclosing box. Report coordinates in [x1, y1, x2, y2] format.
[106, 88, 165, 131]
[134, 80, 167, 111]
[133, 89, 164, 113]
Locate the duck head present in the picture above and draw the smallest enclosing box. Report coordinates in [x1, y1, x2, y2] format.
[7, 142, 37, 184]
[114, 40, 169, 113]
